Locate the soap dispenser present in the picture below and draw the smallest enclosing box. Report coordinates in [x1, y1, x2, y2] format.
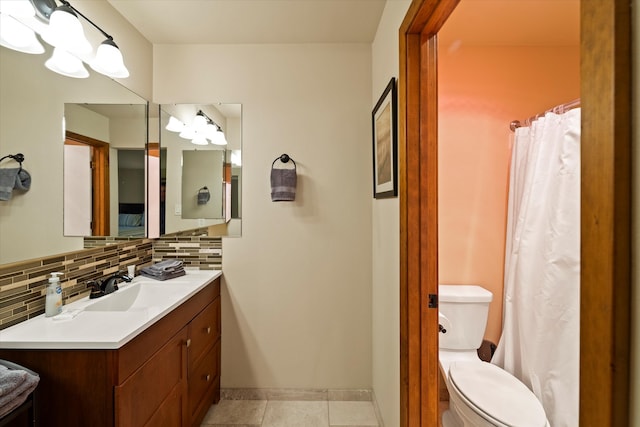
[45, 272, 63, 317]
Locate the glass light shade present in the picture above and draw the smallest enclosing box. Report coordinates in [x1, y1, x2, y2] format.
[0, 0, 36, 17]
[191, 134, 209, 146]
[90, 39, 129, 78]
[45, 47, 89, 78]
[211, 128, 228, 146]
[165, 116, 184, 132]
[41, 5, 91, 55]
[179, 126, 196, 140]
[204, 123, 217, 140]
[231, 150, 242, 166]
[0, 13, 44, 54]
[192, 113, 207, 133]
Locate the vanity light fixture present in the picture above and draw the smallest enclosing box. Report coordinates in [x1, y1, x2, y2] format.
[0, 0, 130, 79]
[166, 110, 228, 146]
[0, 0, 44, 54]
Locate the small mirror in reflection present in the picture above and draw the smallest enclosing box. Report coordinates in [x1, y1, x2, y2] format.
[159, 104, 242, 237]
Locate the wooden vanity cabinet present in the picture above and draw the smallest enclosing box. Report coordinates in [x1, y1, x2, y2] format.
[0, 277, 221, 427]
[187, 295, 221, 426]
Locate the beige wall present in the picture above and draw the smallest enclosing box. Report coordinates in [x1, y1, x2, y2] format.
[371, 1, 410, 425]
[154, 43, 374, 388]
[438, 45, 580, 345]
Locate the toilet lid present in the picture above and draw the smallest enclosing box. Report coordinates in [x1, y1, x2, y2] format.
[448, 361, 547, 427]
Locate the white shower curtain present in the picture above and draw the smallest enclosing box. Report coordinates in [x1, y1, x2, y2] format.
[492, 108, 581, 427]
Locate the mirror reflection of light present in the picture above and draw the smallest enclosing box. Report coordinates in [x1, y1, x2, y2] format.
[192, 112, 208, 133]
[231, 150, 241, 166]
[211, 127, 227, 145]
[165, 116, 184, 132]
[179, 126, 196, 140]
[191, 134, 208, 145]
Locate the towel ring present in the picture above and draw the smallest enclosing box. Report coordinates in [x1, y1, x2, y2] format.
[0, 153, 24, 171]
[272, 153, 296, 169]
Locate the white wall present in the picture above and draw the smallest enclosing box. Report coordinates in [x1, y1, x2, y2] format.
[371, 1, 411, 425]
[154, 43, 373, 388]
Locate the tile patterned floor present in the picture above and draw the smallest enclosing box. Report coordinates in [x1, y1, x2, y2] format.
[200, 389, 380, 427]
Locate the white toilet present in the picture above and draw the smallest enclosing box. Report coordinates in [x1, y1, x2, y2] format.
[438, 285, 550, 427]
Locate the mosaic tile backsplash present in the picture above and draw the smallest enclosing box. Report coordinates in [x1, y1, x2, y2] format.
[0, 235, 223, 330]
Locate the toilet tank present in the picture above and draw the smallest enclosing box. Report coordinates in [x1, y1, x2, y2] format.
[439, 285, 493, 351]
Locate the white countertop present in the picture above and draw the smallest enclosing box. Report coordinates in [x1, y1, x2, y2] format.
[0, 269, 222, 350]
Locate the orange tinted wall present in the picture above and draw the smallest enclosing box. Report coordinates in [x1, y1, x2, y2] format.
[438, 45, 580, 344]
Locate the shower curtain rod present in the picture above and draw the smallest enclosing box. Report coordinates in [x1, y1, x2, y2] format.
[509, 98, 581, 132]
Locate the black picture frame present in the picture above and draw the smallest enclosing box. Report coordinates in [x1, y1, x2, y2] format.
[372, 77, 398, 199]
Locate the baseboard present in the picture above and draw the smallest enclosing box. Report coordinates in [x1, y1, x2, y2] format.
[370, 389, 385, 427]
[220, 387, 374, 402]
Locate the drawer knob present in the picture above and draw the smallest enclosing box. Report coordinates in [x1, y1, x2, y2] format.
[186, 338, 191, 348]
[205, 374, 211, 382]
[206, 326, 211, 334]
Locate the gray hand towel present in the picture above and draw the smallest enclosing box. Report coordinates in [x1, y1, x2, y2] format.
[0, 168, 19, 201]
[139, 269, 186, 281]
[271, 168, 297, 201]
[0, 364, 39, 417]
[0, 168, 31, 201]
[142, 259, 184, 273]
[14, 169, 31, 192]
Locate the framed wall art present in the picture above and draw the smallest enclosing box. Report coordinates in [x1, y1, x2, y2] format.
[371, 77, 398, 199]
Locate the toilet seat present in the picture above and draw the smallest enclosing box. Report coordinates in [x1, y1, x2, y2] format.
[448, 361, 547, 427]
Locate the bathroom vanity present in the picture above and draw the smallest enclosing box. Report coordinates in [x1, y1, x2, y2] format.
[0, 270, 221, 427]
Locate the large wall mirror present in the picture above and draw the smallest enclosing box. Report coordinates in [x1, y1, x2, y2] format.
[159, 104, 242, 237]
[63, 103, 147, 238]
[0, 45, 148, 266]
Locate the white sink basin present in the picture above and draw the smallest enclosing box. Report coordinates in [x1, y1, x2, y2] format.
[0, 269, 222, 350]
[84, 281, 191, 312]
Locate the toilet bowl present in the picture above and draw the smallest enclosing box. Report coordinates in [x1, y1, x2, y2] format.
[439, 285, 550, 427]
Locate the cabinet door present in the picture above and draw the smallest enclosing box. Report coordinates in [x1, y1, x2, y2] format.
[188, 297, 220, 367]
[115, 327, 188, 427]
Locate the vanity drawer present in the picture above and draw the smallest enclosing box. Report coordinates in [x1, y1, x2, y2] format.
[188, 296, 220, 366]
[116, 327, 188, 427]
[188, 340, 220, 424]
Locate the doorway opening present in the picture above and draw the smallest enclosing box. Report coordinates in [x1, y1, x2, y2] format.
[398, 1, 632, 426]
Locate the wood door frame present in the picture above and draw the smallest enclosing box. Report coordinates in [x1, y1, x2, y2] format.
[398, 1, 632, 426]
[65, 131, 110, 236]
[399, 1, 459, 426]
